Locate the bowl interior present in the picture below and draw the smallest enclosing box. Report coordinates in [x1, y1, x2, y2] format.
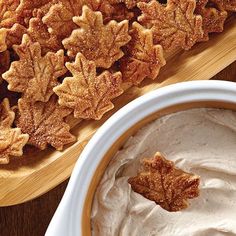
[82, 100, 236, 235]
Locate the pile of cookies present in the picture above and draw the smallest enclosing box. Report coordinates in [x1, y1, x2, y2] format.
[0, 0, 235, 164]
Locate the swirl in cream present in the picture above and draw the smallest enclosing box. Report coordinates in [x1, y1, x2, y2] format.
[91, 108, 236, 236]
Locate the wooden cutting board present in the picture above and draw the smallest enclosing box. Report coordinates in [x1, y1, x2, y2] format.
[0, 16, 236, 207]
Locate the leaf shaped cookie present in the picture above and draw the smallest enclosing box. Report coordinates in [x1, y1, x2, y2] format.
[54, 53, 124, 120]
[3, 34, 67, 102]
[138, 0, 203, 51]
[43, 0, 100, 39]
[63, 6, 131, 68]
[0, 50, 10, 83]
[109, 0, 150, 9]
[28, 17, 62, 54]
[16, 95, 76, 150]
[32, 1, 59, 18]
[98, 1, 134, 23]
[6, 16, 62, 54]
[196, 0, 227, 41]
[0, 0, 20, 28]
[5, 23, 27, 48]
[0, 0, 51, 29]
[17, 0, 53, 12]
[0, 28, 7, 52]
[16, 0, 56, 23]
[120, 22, 166, 85]
[128, 152, 200, 212]
[0, 98, 15, 128]
[0, 98, 29, 164]
[0, 128, 29, 164]
[211, 0, 236, 12]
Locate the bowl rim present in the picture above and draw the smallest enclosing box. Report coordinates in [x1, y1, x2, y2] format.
[46, 80, 236, 236]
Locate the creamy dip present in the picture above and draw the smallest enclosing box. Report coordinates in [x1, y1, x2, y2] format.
[91, 108, 236, 236]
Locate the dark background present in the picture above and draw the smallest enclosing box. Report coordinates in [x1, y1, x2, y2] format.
[0, 62, 236, 236]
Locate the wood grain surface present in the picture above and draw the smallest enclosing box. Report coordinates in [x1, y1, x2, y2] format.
[0, 62, 235, 236]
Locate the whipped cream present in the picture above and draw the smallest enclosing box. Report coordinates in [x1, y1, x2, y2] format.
[91, 108, 236, 236]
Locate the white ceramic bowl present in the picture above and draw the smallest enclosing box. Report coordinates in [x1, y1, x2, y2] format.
[46, 80, 236, 236]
